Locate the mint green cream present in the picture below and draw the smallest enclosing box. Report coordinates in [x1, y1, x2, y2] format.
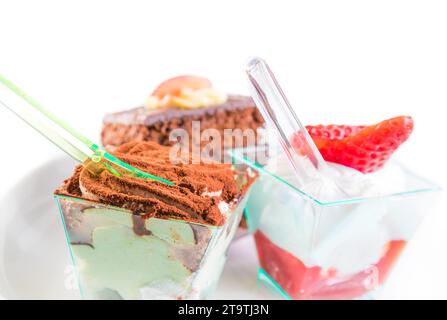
[55, 195, 246, 300]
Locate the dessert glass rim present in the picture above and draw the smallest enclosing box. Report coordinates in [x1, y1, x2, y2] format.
[53, 194, 238, 229]
[229, 146, 441, 207]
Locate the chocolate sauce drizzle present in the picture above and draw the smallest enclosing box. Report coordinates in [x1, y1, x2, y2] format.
[131, 215, 152, 236]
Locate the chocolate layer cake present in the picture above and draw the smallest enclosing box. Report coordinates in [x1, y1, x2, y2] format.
[101, 95, 264, 149]
[55, 141, 249, 226]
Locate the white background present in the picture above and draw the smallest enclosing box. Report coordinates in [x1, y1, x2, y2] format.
[0, 0, 446, 299]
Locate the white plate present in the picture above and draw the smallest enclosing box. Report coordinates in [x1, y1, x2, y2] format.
[0, 157, 275, 300]
[0, 157, 445, 299]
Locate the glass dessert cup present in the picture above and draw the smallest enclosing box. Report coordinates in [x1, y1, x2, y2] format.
[54, 169, 252, 300]
[232, 147, 441, 300]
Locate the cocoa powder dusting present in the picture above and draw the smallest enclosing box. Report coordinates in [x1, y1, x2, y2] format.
[55, 141, 244, 226]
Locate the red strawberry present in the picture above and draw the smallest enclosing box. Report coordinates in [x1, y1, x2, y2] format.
[254, 230, 407, 299]
[306, 124, 366, 140]
[295, 116, 414, 173]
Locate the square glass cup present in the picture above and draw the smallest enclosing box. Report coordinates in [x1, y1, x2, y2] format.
[231, 147, 441, 300]
[54, 167, 252, 300]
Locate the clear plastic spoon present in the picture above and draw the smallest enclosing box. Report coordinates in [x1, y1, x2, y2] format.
[0, 74, 174, 186]
[246, 57, 336, 189]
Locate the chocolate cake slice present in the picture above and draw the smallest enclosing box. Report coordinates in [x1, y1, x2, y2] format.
[101, 95, 264, 149]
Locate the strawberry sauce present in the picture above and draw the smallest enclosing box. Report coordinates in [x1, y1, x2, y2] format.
[254, 231, 406, 300]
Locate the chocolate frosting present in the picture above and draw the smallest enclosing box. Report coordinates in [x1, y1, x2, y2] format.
[102, 95, 256, 126]
[55, 141, 241, 226]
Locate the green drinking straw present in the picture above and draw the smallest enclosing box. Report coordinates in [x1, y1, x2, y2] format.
[0, 74, 174, 186]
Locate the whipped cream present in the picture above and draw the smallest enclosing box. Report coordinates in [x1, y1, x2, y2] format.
[268, 153, 406, 202]
[252, 154, 422, 275]
[146, 88, 227, 110]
